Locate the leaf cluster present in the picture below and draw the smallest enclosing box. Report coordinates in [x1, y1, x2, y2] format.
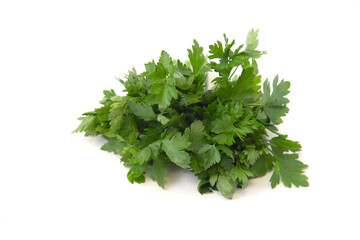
[74, 29, 308, 199]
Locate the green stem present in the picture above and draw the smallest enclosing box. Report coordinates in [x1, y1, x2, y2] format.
[245, 103, 262, 106]
[228, 66, 239, 80]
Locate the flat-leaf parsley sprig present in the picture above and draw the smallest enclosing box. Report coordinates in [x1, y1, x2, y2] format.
[74, 29, 308, 199]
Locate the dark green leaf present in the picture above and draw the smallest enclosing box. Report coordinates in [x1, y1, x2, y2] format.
[270, 147, 309, 188]
[270, 135, 302, 152]
[188, 120, 205, 153]
[161, 129, 191, 168]
[262, 75, 290, 124]
[101, 137, 127, 155]
[150, 155, 169, 188]
[197, 179, 213, 194]
[203, 145, 221, 170]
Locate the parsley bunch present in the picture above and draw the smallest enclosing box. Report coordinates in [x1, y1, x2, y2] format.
[74, 29, 308, 199]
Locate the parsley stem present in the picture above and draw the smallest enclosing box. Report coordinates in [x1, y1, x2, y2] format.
[228, 66, 239, 80]
[245, 103, 262, 106]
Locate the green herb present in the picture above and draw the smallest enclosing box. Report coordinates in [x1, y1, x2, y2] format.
[74, 29, 308, 199]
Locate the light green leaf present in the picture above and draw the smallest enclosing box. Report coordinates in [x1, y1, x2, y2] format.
[216, 174, 237, 199]
[148, 141, 161, 159]
[109, 96, 126, 134]
[159, 50, 174, 74]
[197, 144, 212, 154]
[245, 148, 260, 165]
[73, 115, 98, 136]
[187, 40, 210, 75]
[157, 114, 169, 125]
[213, 133, 235, 146]
[246, 29, 259, 51]
[209, 173, 218, 187]
[127, 164, 147, 184]
[210, 117, 234, 134]
[128, 147, 152, 165]
[126, 100, 156, 121]
[150, 81, 178, 111]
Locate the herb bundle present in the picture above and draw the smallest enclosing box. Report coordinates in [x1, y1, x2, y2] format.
[74, 29, 308, 199]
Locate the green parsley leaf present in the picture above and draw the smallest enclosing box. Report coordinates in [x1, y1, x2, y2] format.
[270, 135, 302, 152]
[73, 115, 98, 136]
[187, 40, 210, 75]
[230, 165, 253, 187]
[161, 129, 191, 169]
[213, 133, 235, 146]
[216, 174, 237, 199]
[159, 50, 174, 74]
[209, 173, 219, 187]
[150, 80, 178, 112]
[250, 153, 274, 177]
[127, 164, 147, 184]
[229, 67, 257, 101]
[126, 100, 156, 121]
[157, 114, 169, 125]
[245, 148, 260, 165]
[246, 29, 259, 51]
[202, 145, 221, 170]
[262, 75, 290, 124]
[197, 179, 213, 194]
[188, 120, 205, 153]
[270, 147, 309, 188]
[150, 155, 169, 188]
[128, 147, 151, 165]
[101, 137, 127, 155]
[109, 96, 126, 134]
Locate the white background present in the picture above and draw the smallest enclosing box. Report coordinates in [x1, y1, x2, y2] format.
[1, 0, 359, 239]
